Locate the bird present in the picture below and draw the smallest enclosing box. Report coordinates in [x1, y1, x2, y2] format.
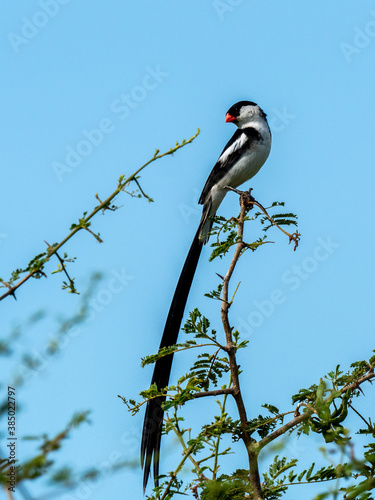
[141, 100, 272, 492]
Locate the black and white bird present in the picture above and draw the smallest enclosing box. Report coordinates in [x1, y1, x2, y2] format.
[141, 101, 272, 492]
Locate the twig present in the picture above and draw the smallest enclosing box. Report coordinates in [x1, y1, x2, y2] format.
[193, 388, 234, 399]
[213, 376, 232, 480]
[201, 348, 221, 387]
[342, 367, 374, 394]
[159, 443, 196, 500]
[167, 412, 208, 483]
[52, 251, 72, 283]
[133, 177, 152, 201]
[217, 189, 303, 499]
[46, 242, 78, 294]
[220, 192, 264, 500]
[225, 186, 300, 250]
[348, 403, 371, 429]
[229, 281, 241, 305]
[0, 129, 200, 302]
[258, 367, 375, 450]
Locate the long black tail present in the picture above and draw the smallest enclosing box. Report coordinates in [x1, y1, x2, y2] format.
[141, 225, 203, 492]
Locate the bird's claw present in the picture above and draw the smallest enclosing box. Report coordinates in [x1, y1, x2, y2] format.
[241, 189, 255, 210]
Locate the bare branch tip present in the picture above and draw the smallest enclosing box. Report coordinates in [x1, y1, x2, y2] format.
[289, 231, 301, 251]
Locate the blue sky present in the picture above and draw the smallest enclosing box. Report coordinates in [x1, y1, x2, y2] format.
[1, 1, 375, 499]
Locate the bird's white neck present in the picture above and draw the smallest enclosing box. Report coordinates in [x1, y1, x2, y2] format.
[240, 118, 271, 141]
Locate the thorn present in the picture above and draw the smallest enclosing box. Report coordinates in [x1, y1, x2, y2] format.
[289, 231, 301, 251]
[44, 240, 53, 256]
[216, 273, 224, 280]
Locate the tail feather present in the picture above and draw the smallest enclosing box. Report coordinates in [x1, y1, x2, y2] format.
[198, 197, 213, 244]
[141, 225, 203, 491]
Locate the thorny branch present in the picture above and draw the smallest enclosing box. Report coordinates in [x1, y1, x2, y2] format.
[258, 366, 375, 451]
[192, 388, 234, 399]
[225, 186, 300, 250]
[220, 191, 264, 499]
[0, 129, 200, 302]
[218, 188, 301, 499]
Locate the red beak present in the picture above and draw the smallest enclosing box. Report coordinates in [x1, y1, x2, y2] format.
[225, 113, 237, 123]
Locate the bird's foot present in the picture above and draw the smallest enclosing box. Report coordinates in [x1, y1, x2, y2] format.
[241, 189, 255, 211]
[224, 185, 256, 211]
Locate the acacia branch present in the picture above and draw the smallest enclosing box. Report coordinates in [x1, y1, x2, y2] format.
[258, 367, 375, 450]
[213, 377, 232, 480]
[225, 186, 300, 250]
[193, 388, 234, 399]
[159, 442, 196, 500]
[48, 244, 78, 294]
[217, 189, 301, 499]
[342, 367, 374, 393]
[0, 129, 200, 302]
[220, 190, 264, 500]
[167, 413, 208, 483]
[348, 403, 371, 429]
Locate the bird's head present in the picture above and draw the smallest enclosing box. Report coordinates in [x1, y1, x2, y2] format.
[225, 101, 267, 128]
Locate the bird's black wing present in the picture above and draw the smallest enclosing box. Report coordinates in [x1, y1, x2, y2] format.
[198, 127, 261, 205]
